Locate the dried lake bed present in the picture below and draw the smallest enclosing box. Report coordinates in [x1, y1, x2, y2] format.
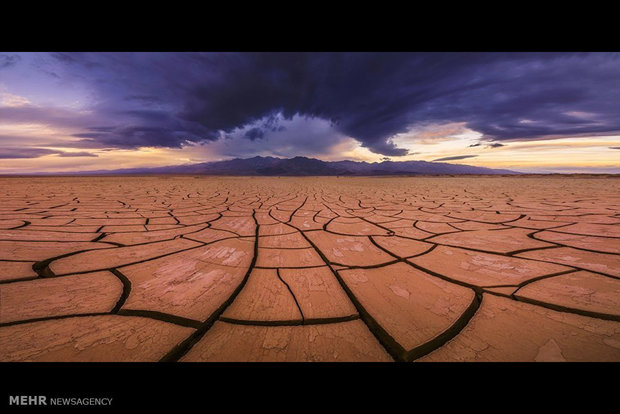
[0, 175, 618, 362]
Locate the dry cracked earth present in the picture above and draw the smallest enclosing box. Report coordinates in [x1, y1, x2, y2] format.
[0, 176, 619, 362]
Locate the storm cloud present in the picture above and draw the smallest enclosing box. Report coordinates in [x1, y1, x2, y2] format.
[0, 148, 59, 159]
[6, 52, 620, 157]
[0, 147, 97, 159]
[433, 155, 478, 162]
[0, 54, 20, 69]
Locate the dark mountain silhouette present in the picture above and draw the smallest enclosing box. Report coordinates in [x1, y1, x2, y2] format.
[60, 156, 519, 175]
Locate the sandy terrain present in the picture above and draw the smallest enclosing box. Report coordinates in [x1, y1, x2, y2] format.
[0, 175, 618, 362]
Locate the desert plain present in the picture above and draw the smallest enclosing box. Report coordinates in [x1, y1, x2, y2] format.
[0, 175, 618, 362]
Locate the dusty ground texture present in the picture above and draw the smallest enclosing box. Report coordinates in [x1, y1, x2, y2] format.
[0, 176, 618, 362]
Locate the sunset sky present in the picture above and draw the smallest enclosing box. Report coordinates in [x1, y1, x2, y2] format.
[0, 52, 618, 174]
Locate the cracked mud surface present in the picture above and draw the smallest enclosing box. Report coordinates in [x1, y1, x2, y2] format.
[0, 176, 618, 362]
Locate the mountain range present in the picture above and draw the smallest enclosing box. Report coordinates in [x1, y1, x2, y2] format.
[61, 156, 519, 176]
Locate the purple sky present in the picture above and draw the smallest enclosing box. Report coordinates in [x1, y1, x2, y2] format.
[0, 52, 619, 173]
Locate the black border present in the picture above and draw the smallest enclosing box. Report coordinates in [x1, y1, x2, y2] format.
[1, 6, 619, 52]
[1, 362, 617, 409]
[1, 11, 617, 410]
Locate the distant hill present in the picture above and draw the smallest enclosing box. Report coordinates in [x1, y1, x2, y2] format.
[59, 156, 519, 176]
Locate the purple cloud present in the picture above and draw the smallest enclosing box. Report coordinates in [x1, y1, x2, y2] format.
[56, 151, 98, 157]
[0, 54, 20, 69]
[0, 147, 97, 159]
[433, 155, 478, 162]
[0, 148, 59, 159]
[4, 52, 620, 157]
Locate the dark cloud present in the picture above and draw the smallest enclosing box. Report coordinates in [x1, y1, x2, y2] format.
[610, 146, 620, 149]
[0, 148, 58, 159]
[468, 143, 481, 147]
[0, 147, 97, 159]
[0, 54, 20, 69]
[71, 125, 192, 148]
[42, 138, 113, 149]
[487, 143, 505, 148]
[244, 127, 265, 141]
[14, 52, 620, 156]
[433, 155, 478, 162]
[56, 151, 98, 157]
